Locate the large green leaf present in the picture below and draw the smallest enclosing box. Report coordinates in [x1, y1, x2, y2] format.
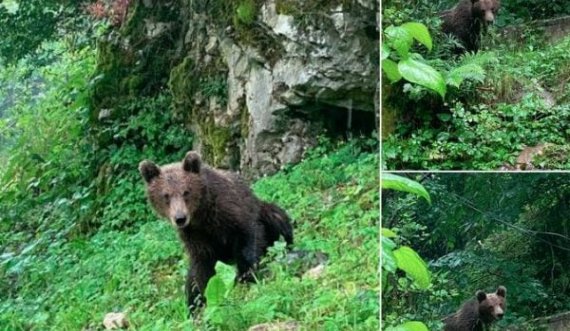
[385, 26, 413, 59]
[382, 236, 398, 273]
[402, 22, 432, 51]
[383, 59, 402, 82]
[204, 262, 236, 307]
[204, 276, 226, 307]
[381, 173, 431, 204]
[382, 228, 397, 238]
[393, 246, 431, 289]
[215, 261, 237, 288]
[385, 321, 429, 331]
[398, 58, 446, 98]
[382, 42, 390, 60]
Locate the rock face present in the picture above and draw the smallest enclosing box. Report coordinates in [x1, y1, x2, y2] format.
[92, 0, 378, 178]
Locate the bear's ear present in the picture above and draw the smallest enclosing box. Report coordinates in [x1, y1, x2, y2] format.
[476, 290, 487, 302]
[183, 151, 201, 173]
[497, 286, 507, 298]
[139, 160, 161, 183]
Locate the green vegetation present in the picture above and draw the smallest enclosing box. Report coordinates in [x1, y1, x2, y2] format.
[382, 173, 570, 330]
[1, 112, 379, 330]
[0, 6, 378, 328]
[382, 0, 570, 170]
[382, 174, 432, 331]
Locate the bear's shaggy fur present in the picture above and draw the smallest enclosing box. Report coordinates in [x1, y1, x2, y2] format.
[443, 286, 507, 331]
[440, 0, 500, 52]
[139, 151, 294, 311]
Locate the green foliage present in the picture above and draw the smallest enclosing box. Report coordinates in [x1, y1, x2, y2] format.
[383, 22, 487, 99]
[235, 0, 257, 25]
[0, 0, 94, 64]
[1, 133, 379, 330]
[204, 262, 238, 325]
[383, 0, 570, 170]
[498, 0, 570, 24]
[383, 0, 570, 27]
[0, 40, 96, 236]
[383, 23, 446, 98]
[385, 321, 429, 331]
[384, 28, 570, 169]
[382, 173, 431, 204]
[393, 247, 431, 290]
[382, 175, 431, 331]
[383, 173, 570, 328]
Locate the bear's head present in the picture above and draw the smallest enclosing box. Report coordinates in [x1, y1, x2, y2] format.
[139, 151, 204, 229]
[472, 0, 500, 24]
[476, 286, 507, 324]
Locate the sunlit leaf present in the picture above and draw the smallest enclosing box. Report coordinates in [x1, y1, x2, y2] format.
[381, 173, 431, 204]
[383, 59, 402, 82]
[204, 275, 226, 307]
[398, 58, 446, 98]
[382, 43, 390, 60]
[393, 246, 431, 289]
[385, 321, 429, 331]
[385, 26, 412, 59]
[402, 22, 432, 51]
[382, 228, 397, 238]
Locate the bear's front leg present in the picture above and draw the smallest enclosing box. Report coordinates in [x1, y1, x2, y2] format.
[185, 259, 216, 312]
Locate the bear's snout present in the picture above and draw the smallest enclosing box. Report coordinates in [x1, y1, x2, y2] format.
[484, 11, 495, 23]
[174, 212, 188, 228]
[496, 312, 504, 320]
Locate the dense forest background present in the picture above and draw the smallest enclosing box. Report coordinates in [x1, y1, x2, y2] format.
[0, 0, 378, 330]
[382, 0, 570, 170]
[382, 173, 570, 330]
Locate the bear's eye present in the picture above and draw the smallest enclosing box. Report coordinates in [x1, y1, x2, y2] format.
[183, 190, 190, 198]
[162, 193, 170, 202]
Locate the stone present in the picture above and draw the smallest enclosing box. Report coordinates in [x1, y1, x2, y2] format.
[103, 312, 129, 330]
[303, 264, 326, 279]
[248, 321, 300, 331]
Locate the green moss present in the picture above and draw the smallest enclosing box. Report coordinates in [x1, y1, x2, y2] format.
[169, 56, 198, 111]
[235, 0, 256, 25]
[89, 0, 186, 123]
[200, 119, 232, 167]
[89, 38, 134, 119]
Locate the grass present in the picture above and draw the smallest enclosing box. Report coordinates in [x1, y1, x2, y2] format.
[0, 139, 379, 330]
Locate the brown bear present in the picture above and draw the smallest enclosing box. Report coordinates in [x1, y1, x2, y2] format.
[139, 151, 294, 311]
[440, 0, 501, 53]
[443, 286, 507, 331]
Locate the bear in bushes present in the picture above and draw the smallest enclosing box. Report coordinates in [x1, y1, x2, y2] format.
[440, 0, 501, 52]
[443, 286, 507, 331]
[139, 151, 294, 311]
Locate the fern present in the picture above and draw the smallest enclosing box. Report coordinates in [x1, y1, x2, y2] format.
[446, 63, 486, 88]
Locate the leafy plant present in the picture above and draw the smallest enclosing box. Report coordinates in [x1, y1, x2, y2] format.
[235, 0, 256, 25]
[382, 174, 432, 330]
[204, 262, 238, 326]
[383, 22, 486, 99]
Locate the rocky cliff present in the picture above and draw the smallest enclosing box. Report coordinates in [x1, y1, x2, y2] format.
[91, 0, 378, 177]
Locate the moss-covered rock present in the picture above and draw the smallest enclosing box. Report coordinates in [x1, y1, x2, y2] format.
[89, 0, 185, 123]
[88, 0, 378, 177]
